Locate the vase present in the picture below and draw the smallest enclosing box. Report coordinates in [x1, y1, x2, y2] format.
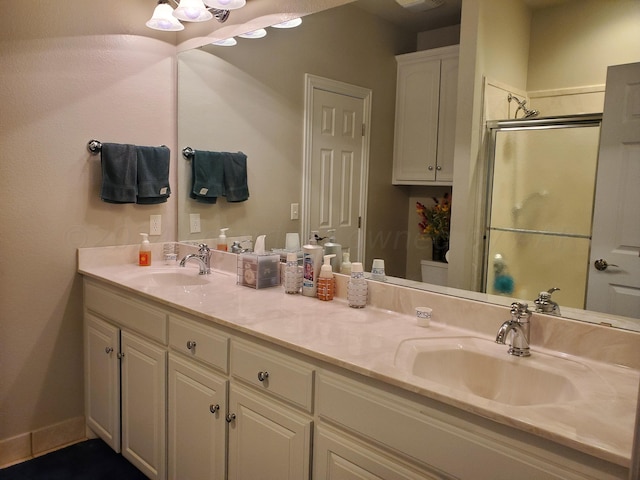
[432, 238, 449, 263]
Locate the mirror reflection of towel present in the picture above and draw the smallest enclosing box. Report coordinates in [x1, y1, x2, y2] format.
[190, 150, 249, 203]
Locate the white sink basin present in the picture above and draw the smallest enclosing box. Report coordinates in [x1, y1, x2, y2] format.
[394, 336, 594, 406]
[123, 267, 213, 286]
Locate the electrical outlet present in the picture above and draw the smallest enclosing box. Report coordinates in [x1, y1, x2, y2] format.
[149, 215, 162, 236]
[189, 213, 201, 233]
[290, 203, 299, 220]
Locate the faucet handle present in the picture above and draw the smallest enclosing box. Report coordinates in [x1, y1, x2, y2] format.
[198, 243, 211, 255]
[510, 302, 531, 320]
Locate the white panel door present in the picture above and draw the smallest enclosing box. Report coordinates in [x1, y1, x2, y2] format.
[168, 353, 227, 480]
[308, 84, 368, 263]
[84, 313, 120, 452]
[121, 331, 167, 480]
[587, 62, 640, 319]
[227, 384, 312, 480]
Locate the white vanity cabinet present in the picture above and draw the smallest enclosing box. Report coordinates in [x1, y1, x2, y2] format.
[166, 313, 229, 480]
[392, 45, 459, 185]
[227, 339, 314, 480]
[83, 280, 167, 480]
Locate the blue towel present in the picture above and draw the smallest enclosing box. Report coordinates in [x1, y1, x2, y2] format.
[190, 150, 225, 204]
[100, 143, 137, 203]
[223, 152, 249, 202]
[136, 146, 171, 204]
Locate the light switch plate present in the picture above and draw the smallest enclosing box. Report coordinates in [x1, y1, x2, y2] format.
[290, 203, 299, 220]
[189, 213, 201, 233]
[149, 215, 161, 236]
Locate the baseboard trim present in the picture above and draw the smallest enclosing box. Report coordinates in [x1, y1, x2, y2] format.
[0, 416, 86, 468]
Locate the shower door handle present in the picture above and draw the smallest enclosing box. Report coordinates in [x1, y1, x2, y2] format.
[594, 259, 619, 271]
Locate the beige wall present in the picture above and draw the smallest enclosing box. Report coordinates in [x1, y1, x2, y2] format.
[0, 0, 177, 447]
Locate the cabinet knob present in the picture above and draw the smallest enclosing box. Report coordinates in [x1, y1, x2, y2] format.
[117, 352, 125, 359]
[226, 413, 236, 423]
[428, 165, 434, 171]
[436, 165, 442, 171]
[105, 346, 113, 354]
[209, 404, 220, 414]
[186, 340, 197, 350]
[257, 371, 269, 382]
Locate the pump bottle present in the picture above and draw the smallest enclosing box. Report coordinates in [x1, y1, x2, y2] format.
[139, 233, 151, 266]
[317, 254, 336, 301]
[323, 229, 342, 273]
[217, 228, 229, 251]
[340, 251, 352, 276]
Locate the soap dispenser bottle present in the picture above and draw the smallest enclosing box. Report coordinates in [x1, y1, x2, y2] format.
[340, 251, 352, 276]
[347, 262, 367, 308]
[317, 254, 336, 301]
[217, 228, 229, 251]
[323, 229, 342, 273]
[139, 233, 151, 266]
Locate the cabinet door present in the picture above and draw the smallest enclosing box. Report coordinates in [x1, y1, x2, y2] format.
[121, 331, 167, 480]
[84, 313, 120, 452]
[227, 384, 312, 480]
[435, 56, 458, 183]
[392, 57, 441, 183]
[314, 425, 445, 480]
[168, 353, 227, 480]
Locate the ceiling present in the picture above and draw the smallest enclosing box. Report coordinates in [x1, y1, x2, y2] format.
[353, 0, 572, 33]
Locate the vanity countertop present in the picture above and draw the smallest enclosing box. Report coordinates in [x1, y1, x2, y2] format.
[77, 248, 639, 469]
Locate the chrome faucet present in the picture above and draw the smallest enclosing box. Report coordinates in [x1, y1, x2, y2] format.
[534, 287, 561, 316]
[496, 302, 532, 357]
[179, 243, 212, 275]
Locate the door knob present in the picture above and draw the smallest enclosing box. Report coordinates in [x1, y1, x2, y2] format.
[594, 259, 619, 271]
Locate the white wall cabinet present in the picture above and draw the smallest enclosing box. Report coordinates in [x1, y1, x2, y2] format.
[392, 46, 459, 185]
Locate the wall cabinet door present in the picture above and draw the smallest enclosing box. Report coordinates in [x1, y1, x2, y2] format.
[227, 384, 312, 480]
[84, 313, 121, 452]
[168, 353, 227, 480]
[121, 331, 167, 480]
[392, 46, 459, 185]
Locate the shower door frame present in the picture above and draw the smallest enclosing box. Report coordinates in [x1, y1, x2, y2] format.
[481, 113, 603, 298]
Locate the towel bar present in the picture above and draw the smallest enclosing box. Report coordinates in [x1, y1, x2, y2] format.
[182, 147, 195, 160]
[87, 139, 102, 155]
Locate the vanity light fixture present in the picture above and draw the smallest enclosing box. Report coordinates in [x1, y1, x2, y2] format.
[271, 17, 302, 28]
[212, 37, 238, 46]
[146, 0, 234, 32]
[238, 28, 267, 39]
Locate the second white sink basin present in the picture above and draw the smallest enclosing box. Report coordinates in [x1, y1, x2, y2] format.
[394, 336, 597, 406]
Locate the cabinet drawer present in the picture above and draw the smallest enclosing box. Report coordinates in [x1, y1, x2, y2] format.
[230, 340, 314, 412]
[169, 315, 229, 373]
[84, 281, 167, 344]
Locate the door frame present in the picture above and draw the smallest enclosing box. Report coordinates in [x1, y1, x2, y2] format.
[302, 74, 372, 261]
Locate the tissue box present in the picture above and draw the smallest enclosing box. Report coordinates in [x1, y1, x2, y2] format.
[237, 253, 281, 289]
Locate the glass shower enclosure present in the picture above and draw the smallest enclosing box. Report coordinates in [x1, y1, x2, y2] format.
[483, 114, 602, 309]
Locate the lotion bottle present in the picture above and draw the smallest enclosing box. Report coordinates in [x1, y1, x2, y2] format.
[317, 254, 336, 301]
[302, 244, 323, 297]
[217, 228, 229, 251]
[139, 233, 151, 266]
[340, 251, 352, 276]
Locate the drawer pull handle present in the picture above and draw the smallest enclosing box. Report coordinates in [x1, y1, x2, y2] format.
[186, 340, 197, 350]
[226, 413, 236, 423]
[105, 346, 113, 354]
[209, 404, 220, 414]
[257, 371, 269, 382]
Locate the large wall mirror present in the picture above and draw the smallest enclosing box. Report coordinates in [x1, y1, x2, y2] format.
[178, 0, 640, 331]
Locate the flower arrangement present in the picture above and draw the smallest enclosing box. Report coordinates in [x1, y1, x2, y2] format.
[416, 193, 451, 243]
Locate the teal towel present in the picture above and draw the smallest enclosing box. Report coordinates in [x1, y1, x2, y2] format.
[136, 145, 171, 204]
[191, 150, 224, 204]
[100, 143, 137, 203]
[223, 152, 249, 202]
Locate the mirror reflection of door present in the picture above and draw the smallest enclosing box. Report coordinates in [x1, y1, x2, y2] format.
[587, 62, 640, 319]
[303, 75, 371, 263]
